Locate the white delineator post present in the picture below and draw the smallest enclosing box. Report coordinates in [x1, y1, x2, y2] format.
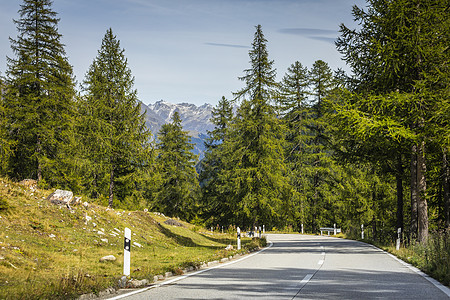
[263, 225, 265, 234]
[334, 223, 337, 235]
[237, 227, 241, 250]
[124, 227, 131, 276]
[396, 228, 401, 250]
[361, 224, 364, 240]
[301, 223, 304, 234]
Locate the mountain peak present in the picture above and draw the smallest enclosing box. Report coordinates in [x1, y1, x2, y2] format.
[141, 100, 214, 135]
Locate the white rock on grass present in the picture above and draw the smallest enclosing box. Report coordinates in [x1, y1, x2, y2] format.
[47, 189, 73, 207]
[133, 242, 143, 248]
[99, 255, 116, 262]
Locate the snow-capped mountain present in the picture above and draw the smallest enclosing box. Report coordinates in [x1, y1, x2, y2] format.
[140, 100, 215, 157]
[140, 100, 214, 135]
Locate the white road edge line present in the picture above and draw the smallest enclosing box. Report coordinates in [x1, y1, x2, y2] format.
[317, 260, 324, 265]
[367, 244, 450, 298]
[300, 274, 313, 284]
[107, 241, 275, 300]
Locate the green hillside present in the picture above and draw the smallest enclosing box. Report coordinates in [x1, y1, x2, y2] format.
[0, 178, 257, 299]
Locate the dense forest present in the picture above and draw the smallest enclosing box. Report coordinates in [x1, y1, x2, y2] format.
[0, 0, 448, 245]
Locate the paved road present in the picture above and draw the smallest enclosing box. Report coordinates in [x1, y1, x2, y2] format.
[112, 234, 450, 299]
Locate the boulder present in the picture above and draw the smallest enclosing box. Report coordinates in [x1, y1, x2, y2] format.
[47, 189, 73, 207]
[127, 279, 149, 288]
[99, 255, 116, 262]
[163, 219, 185, 227]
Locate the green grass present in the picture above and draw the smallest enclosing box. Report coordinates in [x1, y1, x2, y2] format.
[379, 232, 450, 287]
[0, 178, 257, 299]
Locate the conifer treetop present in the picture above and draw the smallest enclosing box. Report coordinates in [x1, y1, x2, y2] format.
[234, 25, 278, 103]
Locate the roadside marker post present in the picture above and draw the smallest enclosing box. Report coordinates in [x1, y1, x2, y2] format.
[361, 224, 364, 240]
[258, 226, 261, 238]
[263, 225, 265, 234]
[396, 228, 401, 250]
[334, 223, 337, 235]
[237, 227, 241, 250]
[124, 227, 131, 276]
[301, 223, 304, 234]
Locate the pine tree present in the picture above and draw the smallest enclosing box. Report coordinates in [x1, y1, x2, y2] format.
[154, 111, 199, 220]
[4, 0, 75, 183]
[221, 25, 291, 228]
[80, 28, 151, 208]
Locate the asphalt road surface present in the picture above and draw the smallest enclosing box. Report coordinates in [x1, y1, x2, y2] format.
[111, 234, 450, 299]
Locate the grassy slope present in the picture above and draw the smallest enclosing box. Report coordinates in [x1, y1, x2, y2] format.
[0, 178, 252, 299]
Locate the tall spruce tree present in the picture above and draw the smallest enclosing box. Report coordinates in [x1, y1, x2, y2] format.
[154, 111, 199, 220]
[200, 96, 234, 225]
[4, 0, 75, 183]
[221, 25, 291, 228]
[302, 60, 339, 232]
[278, 61, 311, 229]
[0, 76, 13, 175]
[80, 28, 150, 208]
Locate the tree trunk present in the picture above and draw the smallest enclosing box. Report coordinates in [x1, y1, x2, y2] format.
[109, 166, 114, 208]
[410, 144, 418, 239]
[417, 140, 428, 243]
[396, 154, 404, 236]
[443, 153, 450, 229]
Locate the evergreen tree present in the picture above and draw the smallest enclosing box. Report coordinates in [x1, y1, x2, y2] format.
[221, 25, 291, 228]
[278, 61, 309, 117]
[0, 76, 13, 175]
[302, 60, 338, 232]
[278, 61, 310, 229]
[4, 0, 75, 183]
[154, 111, 199, 220]
[234, 25, 278, 102]
[80, 28, 151, 208]
[309, 60, 334, 119]
[200, 96, 234, 225]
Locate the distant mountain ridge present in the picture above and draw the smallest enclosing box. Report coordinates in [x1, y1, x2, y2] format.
[140, 100, 215, 157]
[140, 100, 214, 135]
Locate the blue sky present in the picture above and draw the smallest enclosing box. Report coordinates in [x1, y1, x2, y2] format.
[0, 0, 366, 106]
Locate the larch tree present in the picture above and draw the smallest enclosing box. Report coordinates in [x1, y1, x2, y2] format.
[80, 28, 151, 208]
[4, 0, 75, 183]
[336, 0, 449, 242]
